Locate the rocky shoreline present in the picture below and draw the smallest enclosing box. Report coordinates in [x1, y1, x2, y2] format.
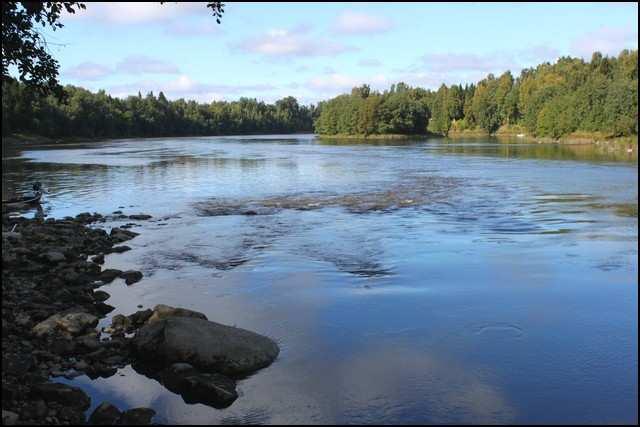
[2, 211, 279, 425]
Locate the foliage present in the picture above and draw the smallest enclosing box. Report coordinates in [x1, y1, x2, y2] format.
[2, 80, 314, 137]
[315, 49, 638, 139]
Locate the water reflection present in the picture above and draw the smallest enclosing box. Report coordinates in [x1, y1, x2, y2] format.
[3, 135, 638, 424]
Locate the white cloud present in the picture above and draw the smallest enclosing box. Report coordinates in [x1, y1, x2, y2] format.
[107, 75, 276, 103]
[333, 11, 393, 35]
[235, 26, 357, 58]
[571, 26, 638, 58]
[116, 55, 180, 75]
[63, 2, 205, 25]
[307, 73, 388, 92]
[64, 62, 113, 80]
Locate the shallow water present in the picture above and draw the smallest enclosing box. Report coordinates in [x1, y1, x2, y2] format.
[3, 135, 638, 424]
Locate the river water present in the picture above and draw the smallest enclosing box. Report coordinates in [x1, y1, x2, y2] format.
[3, 135, 638, 424]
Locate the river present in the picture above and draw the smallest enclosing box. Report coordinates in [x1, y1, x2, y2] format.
[2, 134, 638, 424]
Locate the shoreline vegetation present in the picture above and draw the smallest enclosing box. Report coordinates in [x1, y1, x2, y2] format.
[2, 50, 637, 147]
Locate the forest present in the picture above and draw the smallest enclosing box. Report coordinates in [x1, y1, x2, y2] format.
[315, 49, 638, 139]
[2, 83, 316, 138]
[2, 49, 637, 141]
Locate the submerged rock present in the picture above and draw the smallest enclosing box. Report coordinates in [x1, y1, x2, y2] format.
[30, 383, 90, 410]
[128, 214, 152, 220]
[133, 317, 279, 375]
[118, 408, 156, 425]
[162, 363, 238, 408]
[88, 402, 122, 425]
[109, 227, 139, 243]
[120, 270, 143, 285]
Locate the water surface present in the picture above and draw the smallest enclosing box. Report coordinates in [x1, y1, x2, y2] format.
[3, 135, 638, 424]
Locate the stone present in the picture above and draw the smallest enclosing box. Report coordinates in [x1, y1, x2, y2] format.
[88, 402, 122, 425]
[93, 290, 110, 302]
[32, 312, 98, 338]
[109, 228, 139, 243]
[91, 254, 105, 265]
[109, 245, 131, 254]
[146, 304, 207, 324]
[120, 270, 143, 285]
[162, 363, 238, 408]
[30, 383, 90, 410]
[118, 408, 155, 425]
[128, 214, 152, 220]
[132, 317, 279, 376]
[99, 269, 123, 284]
[43, 251, 66, 264]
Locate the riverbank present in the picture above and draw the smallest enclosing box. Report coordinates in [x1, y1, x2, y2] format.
[447, 128, 638, 147]
[1, 209, 279, 425]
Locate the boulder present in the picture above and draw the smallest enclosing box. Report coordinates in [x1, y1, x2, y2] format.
[99, 269, 123, 284]
[109, 228, 139, 243]
[32, 312, 98, 338]
[43, 251, 66, 264]
[146, 304, 207, 324]
[120, 270, 143, 285]
[88, 402, 122, 425]
[118, 408, 155, 425]
[162, 363, 238, 408]
[133, 317, 279, 375]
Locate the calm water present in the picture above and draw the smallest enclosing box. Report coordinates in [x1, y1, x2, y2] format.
[3, 135, 638, 424]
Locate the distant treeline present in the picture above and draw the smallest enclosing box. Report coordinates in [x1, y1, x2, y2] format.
[315, 50, 638, 139]
[2, 82, 316, 138]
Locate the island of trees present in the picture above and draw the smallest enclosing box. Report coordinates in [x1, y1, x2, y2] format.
[2, 49, 637, 142]
[315, 49, 638, 141]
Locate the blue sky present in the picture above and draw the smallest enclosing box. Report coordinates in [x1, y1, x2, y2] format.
[43, 2, 639, 104]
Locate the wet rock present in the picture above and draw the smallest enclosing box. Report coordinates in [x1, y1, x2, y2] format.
[91, 253, 105, 265]
[93, 290, 110, 302]
[120, 270, 143, 285]
[107, 314, 132, 335]
[162, 363, 238, 408]
[128, 214, 152, 220]
[133, 317, 279, 375]
[119, 408, 156, 425]
[128, 309, 153, 327]
[99, 268, 123, 283]
[30, 383, 90, 410]
[110, 228, 139, 243]
[89, 402, 122, 425]
[32, 312, 98, 338]
[146, 304, 207, 324]
[109, 245, 131, 254]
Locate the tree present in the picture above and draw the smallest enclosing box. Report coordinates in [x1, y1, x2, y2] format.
[2, 2, 224, 96]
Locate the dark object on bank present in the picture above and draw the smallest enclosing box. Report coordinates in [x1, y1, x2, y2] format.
[2, 182, 44, 209]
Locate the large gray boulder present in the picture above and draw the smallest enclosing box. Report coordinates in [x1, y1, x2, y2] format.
[132, 317, 279, 376]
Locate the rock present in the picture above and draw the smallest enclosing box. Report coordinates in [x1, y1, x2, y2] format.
[93, 290, 110, 302]
[30, 383, 90, 410]
[88, 402, 122, 425]
[99, 269, 123, 283]
[2, 410, 19, 425]
[128, 214, 152, 220]
[43, 251, 66, 264]
[146, 304, 207, 324]
[162, 363, 238, 408]
[109, 228, 139, 243]
[32, 312, 98, 338]
[109, 245, 131, 254]
[128, 309, 153, 326]
[118, 408, 155, 425]
[132, 317, 279, 375]
[120, 270, 143, 285]
[91, 253, 105, 265]
[3, 354, 33, 376]
[107, 314, 132, 334]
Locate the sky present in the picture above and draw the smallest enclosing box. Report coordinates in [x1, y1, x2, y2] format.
[38, 2, 639, 105]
